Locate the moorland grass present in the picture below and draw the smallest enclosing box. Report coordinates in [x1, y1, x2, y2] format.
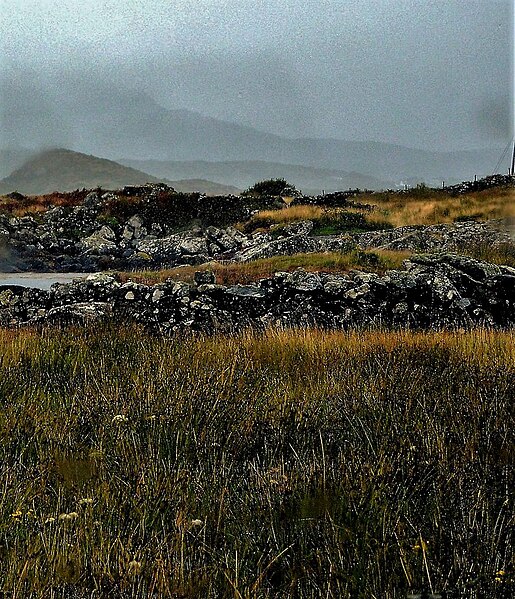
[241, 206, 393, 236]
[0, 326, 513, 597]
[242, 186, 513, 231]
[116, 250, 410, 286]
[360, 186, 514, 227]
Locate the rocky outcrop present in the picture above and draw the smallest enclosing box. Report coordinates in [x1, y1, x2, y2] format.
[0, 176, 513, 272]
[0, 255, 513, 332]
[0, 184, 288, 271]
[2, 190, 512, 273]
[351, 220, 513, 252]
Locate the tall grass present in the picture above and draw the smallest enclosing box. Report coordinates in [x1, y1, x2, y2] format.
[240, 187, 513, 234]
[366, 186, 513, 227]
[241, 206, 393, 235]
[0, 326, 513, 597]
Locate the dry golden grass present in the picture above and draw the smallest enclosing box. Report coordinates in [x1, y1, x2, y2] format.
[241, 186, 513, 233]
[250, 204, 326, 223]
[117, 249, 410, 285]
[365, 186, 514, 227]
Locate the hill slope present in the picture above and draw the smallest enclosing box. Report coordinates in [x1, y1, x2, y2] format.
[0, 149, 241, 196]
[0, 149, 166, 195]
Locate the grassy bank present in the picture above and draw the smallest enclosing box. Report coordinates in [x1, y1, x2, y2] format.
[354, 185, 514, 227]
[117, 250, 410, 286]
[242, 186, 513, 232]
[0, 326, 513, 597]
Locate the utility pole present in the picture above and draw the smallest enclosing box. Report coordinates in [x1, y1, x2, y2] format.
[511, 142, 515, 176]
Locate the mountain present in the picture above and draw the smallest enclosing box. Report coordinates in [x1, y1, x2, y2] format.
[1, 89, 505, 187]
[55, 91, 502, 185]
[0, 149, 167, 195]
[0, 149, 241, 196]
[118, 159, 393, 195]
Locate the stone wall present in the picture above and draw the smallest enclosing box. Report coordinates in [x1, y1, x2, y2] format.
[1, 254, 513, 332]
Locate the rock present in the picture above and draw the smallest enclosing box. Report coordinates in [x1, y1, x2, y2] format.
[321, 274, 353, 295]
[226, 285, 266, 298]
[152, 289, 164, 303]
[83, 192, 104, 208]
[122, 215, 146, 242]
[225, 226, 248, 244]
[194, 270, 216, 285]
[354, 221, 512, 253]
[236, 234, 321, 262]
[34, 302, 112, 325]
[205, 226, 239, 252]
[179, 236, 209, 256]
[80, 226, 118, 255]
[345, 283, 371, 300]
[86, 273, 117, 285]
[282, 220, 314, 236]
[285, 269, 322, 292]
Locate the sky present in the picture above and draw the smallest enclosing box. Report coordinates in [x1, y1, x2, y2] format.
[0, 0, 513, 152]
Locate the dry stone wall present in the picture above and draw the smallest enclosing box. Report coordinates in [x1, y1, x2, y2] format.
[0, 254, 513, 331]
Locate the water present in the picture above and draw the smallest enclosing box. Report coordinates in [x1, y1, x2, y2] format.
[0, 272, 89, 290]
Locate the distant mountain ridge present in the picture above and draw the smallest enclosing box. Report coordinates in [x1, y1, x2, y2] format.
[119, 158, 393, 195]
[0, 149, 241, 196]
[54, 91, 501, 185]
[0, 90, 506, 188]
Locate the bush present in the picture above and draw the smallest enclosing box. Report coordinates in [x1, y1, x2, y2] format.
[312, 210, 393, 235]
[241, 178, 301, 198]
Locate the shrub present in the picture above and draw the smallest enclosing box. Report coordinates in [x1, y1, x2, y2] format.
[312, 210, 393, 235]
[241, 178, 301, 198]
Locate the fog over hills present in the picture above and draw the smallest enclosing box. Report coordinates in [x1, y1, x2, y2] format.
[0, 87, 505, 190]
[119, 158, 393, 195]
[1, 1, 511, 192]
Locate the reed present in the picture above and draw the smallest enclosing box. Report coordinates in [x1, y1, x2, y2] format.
[0, 326, 513, 597]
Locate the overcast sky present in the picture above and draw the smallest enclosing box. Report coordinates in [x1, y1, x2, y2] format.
[0, 0, 513, 151]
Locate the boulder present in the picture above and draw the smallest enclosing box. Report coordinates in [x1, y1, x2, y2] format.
[194, 270, 216, 285]
[80, 226, 118, 255]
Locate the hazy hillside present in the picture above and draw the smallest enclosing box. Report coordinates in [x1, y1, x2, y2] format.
[0, 149, 167, 195]
[0, 149, 241, 196]
[119, 159, 393, 194]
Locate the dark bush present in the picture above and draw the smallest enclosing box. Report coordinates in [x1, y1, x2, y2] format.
[241, 178, 300, 197]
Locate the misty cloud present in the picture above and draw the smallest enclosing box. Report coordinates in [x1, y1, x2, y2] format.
[0, 0, 512, 154]
[476, 96, 513, 140]
[0, 67, 75, 150]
